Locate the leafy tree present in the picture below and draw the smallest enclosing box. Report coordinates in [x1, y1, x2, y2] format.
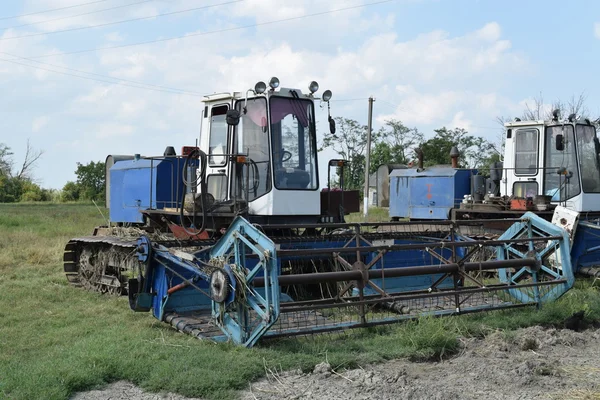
[0, 175, 23, 203]
[320, 117, 376, 190]
[420, 127, 495, 168]
[0, 141, 45, 202]
[0, 144, 13, 177]
[369, 142, 394, 174]
[369, 119, 424, 173]
[381, 119, 424, 164]
[20, 180, 52, 202]
[61, 181, 80, 202]
[75, 161, 105, 201]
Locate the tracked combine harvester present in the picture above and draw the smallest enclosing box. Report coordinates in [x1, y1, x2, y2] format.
[64, 78, 585, 347]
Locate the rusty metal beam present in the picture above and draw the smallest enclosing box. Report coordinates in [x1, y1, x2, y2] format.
[253, 258, 539, 287]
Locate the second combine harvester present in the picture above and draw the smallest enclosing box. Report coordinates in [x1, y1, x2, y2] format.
[64, 78, 580, 347]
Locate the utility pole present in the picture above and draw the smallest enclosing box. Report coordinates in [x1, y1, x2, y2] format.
[363, 96, 375, 218]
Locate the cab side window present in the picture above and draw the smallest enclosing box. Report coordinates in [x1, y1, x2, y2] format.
[209, 105, 228, 166]
[515, 128, 539, 176]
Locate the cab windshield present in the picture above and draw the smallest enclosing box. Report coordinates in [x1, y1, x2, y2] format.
[544, 125, 580, 201]
[576, 124, 600, 193]
[269, 96, 318, 190]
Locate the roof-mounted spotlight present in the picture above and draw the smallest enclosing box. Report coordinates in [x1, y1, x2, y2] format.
[514, 117, 521, 122]
[568, 113, 577, 122]
[552, 109, 560, 122]
[308, 81, 319, 94]
[322, 89, 332, 102]
[269, 77, 280, 89]
[255, 81, 267, 94]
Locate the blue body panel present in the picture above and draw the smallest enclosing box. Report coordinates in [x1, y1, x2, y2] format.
[570, 221, 600, 273]
[109, 157, 189, 223]
[389, 167, 475, 220]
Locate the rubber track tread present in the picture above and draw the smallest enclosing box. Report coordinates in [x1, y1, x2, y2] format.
[63, 236, 138, 293]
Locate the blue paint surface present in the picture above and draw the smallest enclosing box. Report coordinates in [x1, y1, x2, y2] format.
[109, 157, 192, 223]
[389, 167, 475, 220]
[570, 221, 600, 273]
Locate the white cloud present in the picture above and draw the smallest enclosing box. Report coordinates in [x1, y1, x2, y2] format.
[595, 22, 600, 39]
[31, 116, 49, 132]
[476, 22, 502, 41]
[376, 86, 466, 125]
[447, 111, 472, 131]
[95, 123, 135, 139]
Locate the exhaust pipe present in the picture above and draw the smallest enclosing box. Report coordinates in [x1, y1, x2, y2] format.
[450, 146, 459, 168]
[415, 148, 424, 170]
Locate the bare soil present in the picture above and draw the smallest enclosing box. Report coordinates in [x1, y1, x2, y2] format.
[72, 326, 600, 400]
[70, 381, 205, 400]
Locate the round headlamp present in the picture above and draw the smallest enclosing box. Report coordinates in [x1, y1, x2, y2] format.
[254, 81, 267, 94]
[269, 76, 280, 89]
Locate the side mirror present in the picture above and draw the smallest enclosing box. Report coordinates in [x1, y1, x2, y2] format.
[329, 116, 336, 134]
[226, 109, 240, 126]
[556, 134, 564, 151]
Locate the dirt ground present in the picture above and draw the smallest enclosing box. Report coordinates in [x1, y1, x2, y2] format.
[72, 326, 600, 400]
[70, 381, 203, 400]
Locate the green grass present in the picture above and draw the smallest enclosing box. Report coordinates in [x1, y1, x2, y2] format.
[345, 206, 390, 223]
[1, 203, 600, 400]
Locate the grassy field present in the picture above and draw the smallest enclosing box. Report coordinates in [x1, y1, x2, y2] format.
[1, 203, 600, 399]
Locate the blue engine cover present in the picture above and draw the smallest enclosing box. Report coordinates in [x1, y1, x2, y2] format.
[389, 167, 475, 220]
[109, 157, 192, 224]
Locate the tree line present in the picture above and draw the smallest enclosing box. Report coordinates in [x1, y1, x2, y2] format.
[0, 141, 105, 203]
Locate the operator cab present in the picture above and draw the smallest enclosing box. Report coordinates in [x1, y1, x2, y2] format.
[503, 112, 600, 213]
[198, 77, 336, 223]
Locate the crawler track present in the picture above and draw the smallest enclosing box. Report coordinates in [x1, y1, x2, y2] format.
[63, 236, 139, 295]
[63, 232, 216, 295]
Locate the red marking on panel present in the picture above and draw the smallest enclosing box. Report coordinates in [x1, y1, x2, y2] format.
[426, 184, 433, 200]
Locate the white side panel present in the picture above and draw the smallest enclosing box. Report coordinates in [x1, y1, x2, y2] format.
[552, 205, 580, 243]
[501, 135, 514, 196]
[249, 189, 320, 215]
[580, 193, 600, 212]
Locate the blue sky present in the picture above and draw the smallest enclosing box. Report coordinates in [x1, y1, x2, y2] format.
[1, 0, 600, 189]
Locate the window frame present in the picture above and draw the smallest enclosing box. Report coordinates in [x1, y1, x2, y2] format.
[543, 124, 582, 201]
[208, 103, 230, 168]
[206, 173, 228, 202]
[232, 97, 272, 201]
[514, 128, 540, 177]
[512, 181, 538, 199]
[269, 95, 320, 191]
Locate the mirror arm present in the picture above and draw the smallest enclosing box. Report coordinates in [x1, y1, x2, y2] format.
[243, 89, 255, 114]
